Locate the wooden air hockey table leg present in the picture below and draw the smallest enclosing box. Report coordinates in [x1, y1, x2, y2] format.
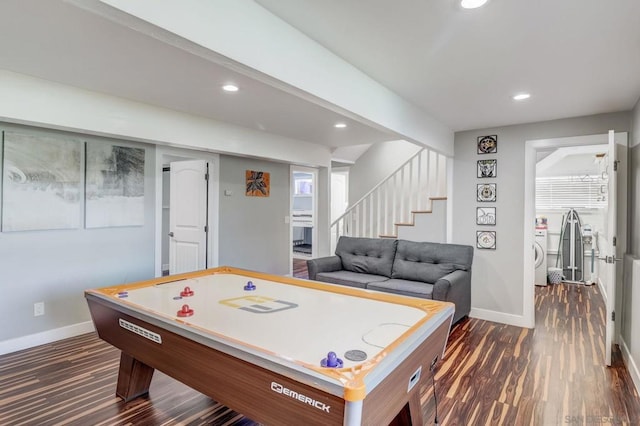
[116, 352, 155, 402]
[389, 391, 424, 425]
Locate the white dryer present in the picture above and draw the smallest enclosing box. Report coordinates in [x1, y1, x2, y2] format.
[534, 229, 548, 286]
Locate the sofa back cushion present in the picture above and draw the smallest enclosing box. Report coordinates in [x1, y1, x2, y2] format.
[392, 240, 473, 283]
[335, 236, 398, 277]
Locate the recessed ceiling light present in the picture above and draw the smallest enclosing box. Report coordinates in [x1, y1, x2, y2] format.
[513, 93, 531, 101]
[222, 84, 239, 92]
[460, 0, 488, 9]
[334, 123, 347, 129]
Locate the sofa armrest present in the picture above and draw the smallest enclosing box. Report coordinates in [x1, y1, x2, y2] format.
[306, 256, 342, 281]
[433, 269, 471, 323]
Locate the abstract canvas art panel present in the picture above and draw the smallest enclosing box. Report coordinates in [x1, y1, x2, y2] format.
[246, 170, 270, 197]
[2, 131, 82, 231]
[86, 144, 145, 228]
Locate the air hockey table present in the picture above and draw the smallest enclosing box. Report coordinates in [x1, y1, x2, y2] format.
[85, 266, 454, 425]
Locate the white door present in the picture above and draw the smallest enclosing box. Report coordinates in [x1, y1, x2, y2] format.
[169, 160, 207, 274]
[604, 130, 617, 366]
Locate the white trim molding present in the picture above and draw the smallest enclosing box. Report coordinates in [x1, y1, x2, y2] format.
[620, 337, 640, 396]
[0, 321, 95, 356]
[469, 308, 531, 328]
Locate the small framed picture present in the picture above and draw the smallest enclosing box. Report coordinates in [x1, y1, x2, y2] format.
[477, 231, 496, 250]
[246, 170, 270, 197]
[476, 207, 496, 225]
[477, 135, 498, 154]
[477, 183, 496, 202]
[477, 159, 497, 178]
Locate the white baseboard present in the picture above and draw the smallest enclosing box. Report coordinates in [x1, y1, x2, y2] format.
[469, 308, 533, 328]
[0, 321, 96, 356]
[597, 277, 607, 303]
[620, 337, 640, 396]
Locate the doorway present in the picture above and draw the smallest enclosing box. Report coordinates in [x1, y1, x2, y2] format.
[290, 166, 318, 267]
[535, 144, 608, 286]
[154, 147, 219, 277]
[523, 132, 628, 364]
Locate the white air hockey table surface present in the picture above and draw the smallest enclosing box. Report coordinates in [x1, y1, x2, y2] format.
[86, 266, 454, 425]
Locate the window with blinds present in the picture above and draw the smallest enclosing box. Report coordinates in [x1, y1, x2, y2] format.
[535, 175, 606, 210]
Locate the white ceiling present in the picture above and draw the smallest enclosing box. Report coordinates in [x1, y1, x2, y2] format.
[1, 0, 639, 158]
[0, 0, 394, 150]
[257, 0, 640, 131]
[536, 145, 608, 177]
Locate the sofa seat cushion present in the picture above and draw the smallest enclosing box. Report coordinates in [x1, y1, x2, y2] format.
[392, 240, 471, 283]
[335, 236, 398, 277]
[316, 271, 389, 289]
[367, 279, 434, 299]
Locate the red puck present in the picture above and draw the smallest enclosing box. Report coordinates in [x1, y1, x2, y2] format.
[177, 304, 194, 317]
[180, 286, 194, 297]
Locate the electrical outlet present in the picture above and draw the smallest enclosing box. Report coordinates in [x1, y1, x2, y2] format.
[34, 302, 45, 317]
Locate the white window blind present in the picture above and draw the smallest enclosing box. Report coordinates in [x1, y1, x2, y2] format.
[536, 175, 606, 210]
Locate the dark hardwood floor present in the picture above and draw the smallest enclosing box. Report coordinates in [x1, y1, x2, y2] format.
[1, 263, 639, 425]
[292, 258, 309, 279]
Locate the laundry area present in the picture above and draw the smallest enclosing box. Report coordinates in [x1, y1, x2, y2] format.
[534, 145, 609, 286]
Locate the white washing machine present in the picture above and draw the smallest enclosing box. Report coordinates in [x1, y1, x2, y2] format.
[534, 229, 548, 286]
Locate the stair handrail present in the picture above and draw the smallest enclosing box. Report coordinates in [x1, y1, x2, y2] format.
[330, 148, 428, 228]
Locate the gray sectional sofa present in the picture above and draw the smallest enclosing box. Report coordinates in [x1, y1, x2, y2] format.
[307, 236, 473, 324]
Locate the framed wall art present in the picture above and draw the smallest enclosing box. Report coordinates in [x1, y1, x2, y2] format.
[476, 207, 496, 225]
[477, 135, 497, 154]
[477, 159, 497, 178]
[477, 231, 496, 250]
[477, 183, 496, 202]
[2, 131, 82, 231]
[85, 144, 145, 228]
[246, 170, 270, 197]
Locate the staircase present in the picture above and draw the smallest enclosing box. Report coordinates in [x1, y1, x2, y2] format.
[330, 148, 447, 251]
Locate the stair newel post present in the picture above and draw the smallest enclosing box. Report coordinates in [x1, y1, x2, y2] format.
[399, 166, 406, 223]
[416, 153, 423, 212]
[376, 186, 382, 239]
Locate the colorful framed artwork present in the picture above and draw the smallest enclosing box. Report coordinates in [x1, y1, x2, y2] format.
[477, 183, 496, 202]
[477, 159, 497, 178]
[246, 170, 270, 197]
[477, 231, 496, 250]
[477, 135, 497, 154]
[476, 207, 496, 225]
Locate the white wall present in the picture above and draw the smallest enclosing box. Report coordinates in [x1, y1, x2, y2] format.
[94, 0, 454, 155]
[0, 123, 156, 343]
[348, 140, 422, 205]
[621, 98, 640, 392]
[0, 70, 331, 168]
[629, 99, 640, 255]
[218, 155, 291, 275]
[452, 112, 631, 326]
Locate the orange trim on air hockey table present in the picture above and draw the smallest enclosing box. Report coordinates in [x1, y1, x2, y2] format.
[86, 266, 454, 402]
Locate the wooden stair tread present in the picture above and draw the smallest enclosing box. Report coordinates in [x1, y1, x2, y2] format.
[429, 196, 447, 200]
[411, 210, 433, 214]
[379, 234, 398, 238]
[395, 222, 414, 226]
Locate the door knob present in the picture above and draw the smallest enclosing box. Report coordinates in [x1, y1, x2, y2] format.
[168, 232, 174, 237]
